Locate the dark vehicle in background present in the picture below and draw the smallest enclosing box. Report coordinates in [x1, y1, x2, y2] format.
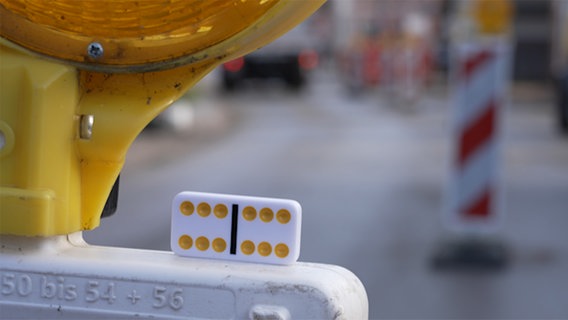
[552, 0, 568, 133]
[221, 24, 319, 90]
[555, 71, 568, 133]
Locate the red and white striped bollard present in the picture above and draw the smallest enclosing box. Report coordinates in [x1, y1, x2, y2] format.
[445, 40, 510, 233]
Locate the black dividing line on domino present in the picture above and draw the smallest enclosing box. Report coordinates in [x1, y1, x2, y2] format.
[230, 204, 238, 255]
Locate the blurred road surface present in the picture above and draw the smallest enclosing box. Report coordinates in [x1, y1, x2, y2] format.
[85, 69, 568, 319]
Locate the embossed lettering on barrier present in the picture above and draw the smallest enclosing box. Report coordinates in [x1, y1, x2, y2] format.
[0, 270, 235, 318]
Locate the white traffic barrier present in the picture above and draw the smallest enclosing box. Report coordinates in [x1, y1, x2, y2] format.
[0, 233, 368, 319]
[445, 39, 510, 233]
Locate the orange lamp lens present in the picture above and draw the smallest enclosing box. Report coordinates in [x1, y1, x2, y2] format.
[0, 0, 278, 70]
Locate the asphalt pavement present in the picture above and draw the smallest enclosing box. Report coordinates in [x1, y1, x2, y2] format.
[85, 69, 568, 319]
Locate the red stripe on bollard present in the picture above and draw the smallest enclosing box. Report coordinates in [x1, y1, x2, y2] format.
[462, 188, 492, 218]
[461, 50, 493, 81]
[457, 99, 496, 167]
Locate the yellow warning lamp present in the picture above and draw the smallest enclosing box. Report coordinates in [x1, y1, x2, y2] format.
[0, 0, 325, 236]
[472, 0, 514, 35]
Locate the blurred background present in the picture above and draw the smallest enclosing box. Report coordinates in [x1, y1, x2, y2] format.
[86, 0, 568, 319]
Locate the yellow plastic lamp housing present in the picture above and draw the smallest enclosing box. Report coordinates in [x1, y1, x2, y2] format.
[0, 0, 325, 236]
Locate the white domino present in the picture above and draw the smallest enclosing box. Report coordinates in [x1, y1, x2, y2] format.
[171, 191, 302, 265]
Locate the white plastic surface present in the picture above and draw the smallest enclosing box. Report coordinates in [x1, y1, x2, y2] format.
[171, 191, 301, 265]
[0, 234, 368, 319]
